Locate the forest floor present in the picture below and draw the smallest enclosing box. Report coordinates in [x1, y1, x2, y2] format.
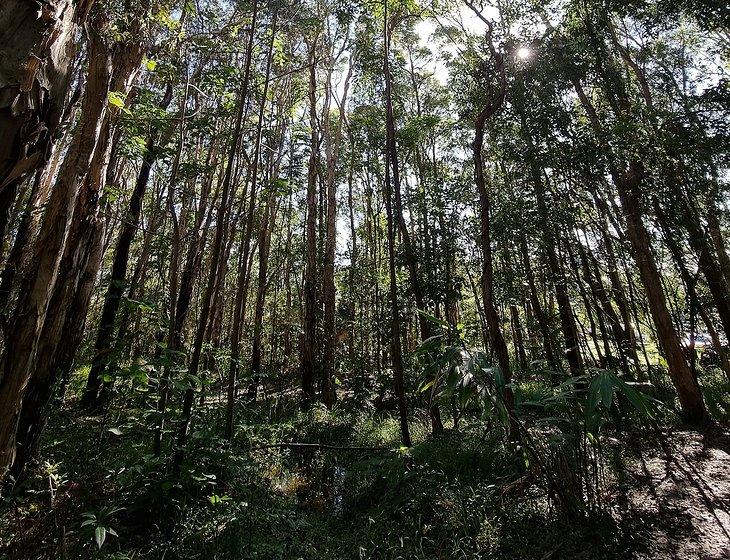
[1, 373, 729, 559]
[617, 427, 730, 560]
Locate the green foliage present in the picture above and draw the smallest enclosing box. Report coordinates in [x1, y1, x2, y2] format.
[416, 311, 513, 431]
[80, 506, 123, 549]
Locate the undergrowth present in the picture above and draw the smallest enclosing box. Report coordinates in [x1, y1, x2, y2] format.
[0, 364, 723, 559]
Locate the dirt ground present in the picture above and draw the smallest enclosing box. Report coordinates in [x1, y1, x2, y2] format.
[619, 427, 730, 560]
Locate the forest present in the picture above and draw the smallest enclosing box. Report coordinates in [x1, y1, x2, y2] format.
[0, 0, 729, 557]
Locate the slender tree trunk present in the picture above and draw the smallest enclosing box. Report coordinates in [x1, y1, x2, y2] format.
[383, 6, 411, 447]
[155, 84, 213, 454]
[658, 203, 730, 381]
[244, 15, 279, 402]
[472, 98, 516, 435]
[595, 203, 642, 377]
[321, 48, 353, 409]
[614, 162, 708, 423]
[672, 187, 730, 341]
[172, 6, 265, 466]
[383, 17, 442, 434]
[249, 195, 276, 397]
[566, 239, 606, 365]
[520, 235, 560, 372]
[575, 234, 633, 376]
[706, 211, 730, 289]
[569, 67, 709, 423]
[527, 151, 583, 375]
[82, 85, 173, 409]
[301, 37, 319, 404]
[474, 131, 514, 422]
[224, 0, 259, 441]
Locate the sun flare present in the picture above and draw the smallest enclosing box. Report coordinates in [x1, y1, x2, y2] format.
[517, 46, 532, 60]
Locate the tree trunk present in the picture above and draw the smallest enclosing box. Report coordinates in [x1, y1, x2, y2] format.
[171, 7, 266, 467]
[520, 235, 560, 372]
[383, 6, 411, 447]
[0, 0, 90, 192]
[82, 85, 173, 409]
[614, 162, 708, 423]
[242, 14, 277, 402]
[570, 68, 709, 423]
[223, 0, 259, 441]
[301, 37, 319, 404]
[0, 15, 113, 478]
[321, 49, 353, 409]
[10, 180, 106, 482]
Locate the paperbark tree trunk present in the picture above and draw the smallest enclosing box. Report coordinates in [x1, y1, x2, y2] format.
[0, 15, 112, 479]
[0, 0, 91, 193]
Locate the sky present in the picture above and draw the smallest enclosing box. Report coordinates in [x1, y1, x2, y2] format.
[414, 7, 493, 85]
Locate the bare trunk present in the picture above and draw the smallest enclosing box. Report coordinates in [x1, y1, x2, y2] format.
[383, 7, 411, 446]
[520, 235, 560, 372]
[614, 163, 708, 423]
[82, 85, 173, 409]
[224, 0, 259, 440]
[569, 66, 708, 423]
[301, 38, 319, 404]
[10, 181, 106, 481]
[321, 48, 353, 408]
[0, 17, 112, 478]
[0, 0, 90, 191]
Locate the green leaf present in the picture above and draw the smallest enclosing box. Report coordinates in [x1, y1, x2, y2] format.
[599, 374, 614, 408]
[208, 494, 231, 505]
[107, 427, 122, 436]
[414, 335, 443, 355]
[492, 366, 506, 391]
[586, 431, 600, 447]
[587, 372, 615, 413]
[416, 309, 449, 328]
[95, 526, 106, 549]
[616, 378, 656, 418]
[107, 91, 126, 109]
[419, 379, 436, 393]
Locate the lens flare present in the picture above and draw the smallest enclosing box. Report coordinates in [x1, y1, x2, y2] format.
[517, 47, 532, 60]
